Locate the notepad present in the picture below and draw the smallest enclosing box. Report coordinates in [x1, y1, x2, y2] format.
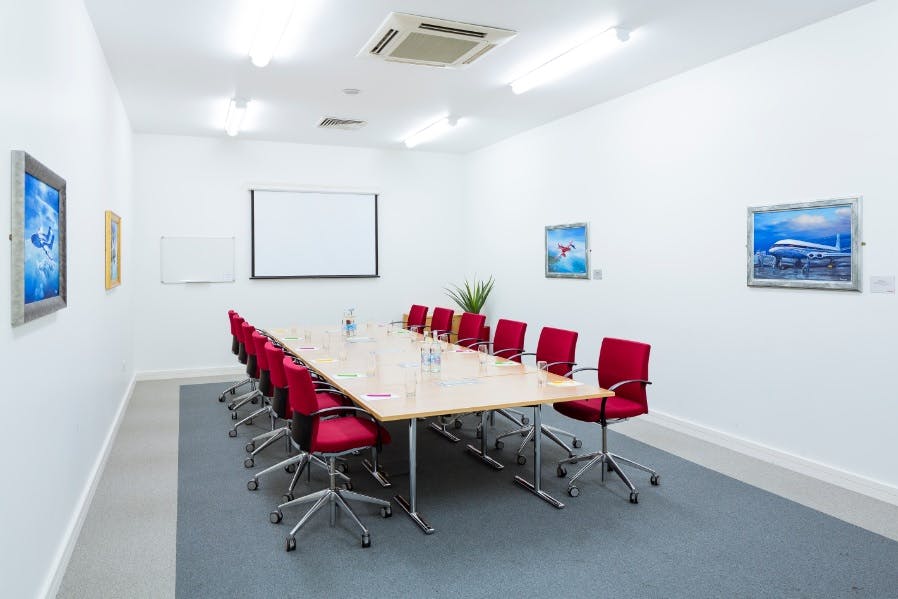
[313, 358, 336, 364]
[493, 360, 518, 367]
[335, 373, 367, 379]
[548, 380, 583, 387]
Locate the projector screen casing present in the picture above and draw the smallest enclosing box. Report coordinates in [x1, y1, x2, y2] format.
[251, 189, 379, 278]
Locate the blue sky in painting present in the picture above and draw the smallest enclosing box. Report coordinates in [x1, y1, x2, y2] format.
[546, 225, 587, 274]
[753, 205, 852, 253]
[24, 173, 60, 303]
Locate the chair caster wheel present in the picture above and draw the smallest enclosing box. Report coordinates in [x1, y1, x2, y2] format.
[227, 403, 236, 411]
[246, 419, 253, 426]
[342, 482, 354, 491]
[475, 429, 482, 439]
[244, 457, 254, 468]
[336, 462, 349, 474]
[247, 479, 258, 491]
[218, 395, 226, 402]
[494, 440, 504, 450]
[285, 464, 296, 474]
[556, 465, 567, 477]
[516, 455, 527, 465]
[245, 442, 255, 452]
[629, 492, 639, 504]
[650, 474, 660, 486]
[281, 493, 294, 503]
[453, 419, 463, 430]
[572, 439, 582, 448]
[228, 429, 237, 438]
[568, 486, 580, 497]
[381, 506, 392, 518]
[270, 510, 283, 524]
[285, 536, 296, 551]
[521, 417, 530, 425]
[251, 397, 259, 404]
[362, 533, 371, 548]
[231, 412, 238, 420]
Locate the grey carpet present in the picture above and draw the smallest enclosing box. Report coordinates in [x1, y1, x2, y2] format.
[177, 382, 898, 598]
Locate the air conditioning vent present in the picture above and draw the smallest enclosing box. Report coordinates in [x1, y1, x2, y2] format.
[317, 117, 367, 130]
[358, 12, 515, 68]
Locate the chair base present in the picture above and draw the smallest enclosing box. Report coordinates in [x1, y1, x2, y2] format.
[247, 450, 348, 492]
[495, 423, 581, 460]
[271, 457, 392, 550]
[557, 449, 659, 503]
[218, 377, 251, 401]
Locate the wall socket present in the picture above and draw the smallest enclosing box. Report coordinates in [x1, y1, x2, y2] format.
[592, 269, 603, 280]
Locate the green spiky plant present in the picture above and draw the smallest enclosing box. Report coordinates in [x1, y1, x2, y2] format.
[444, 275, 495, 314]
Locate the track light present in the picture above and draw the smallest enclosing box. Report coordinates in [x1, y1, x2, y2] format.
[404, 117, 458, 149]
[510, 27, 631, 95]
[225, 98, 249, 136]
[249, 0, 297, 67]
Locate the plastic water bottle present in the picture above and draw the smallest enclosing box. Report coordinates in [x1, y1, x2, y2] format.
[420, 345, 431, 371]
[430, 345, 441, 374]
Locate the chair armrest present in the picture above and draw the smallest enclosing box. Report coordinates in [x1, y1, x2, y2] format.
[545, 360, 576, 375]
[494, 347, 525, 359]
[507, 351, 535, 361]
[566, 366, 597, 377]
[607, 378, 652, 392]
[310, 406, 373, 419]
[457, 336, 483, 345]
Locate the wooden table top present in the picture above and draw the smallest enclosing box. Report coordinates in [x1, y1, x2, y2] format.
[267, 324, 613, 422]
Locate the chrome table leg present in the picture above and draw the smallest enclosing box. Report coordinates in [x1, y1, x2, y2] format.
[513, 404, 564, 509]
[466, 410, 504, 470]
[394, 419, 434, 534]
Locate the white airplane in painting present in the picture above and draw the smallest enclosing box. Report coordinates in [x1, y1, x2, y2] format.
[767, 234, 850, 269]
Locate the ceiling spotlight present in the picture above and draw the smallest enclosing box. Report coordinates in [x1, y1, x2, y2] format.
[404, 116, 459, 149]
[249, 0, 297, 67]
[342, 88, 362, 96]
[225, 98, 249, 136]
[510, 26, 631, 95]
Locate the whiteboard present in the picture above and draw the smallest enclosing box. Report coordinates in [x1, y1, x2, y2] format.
[160, 236, 235, 283]
[251, 190, 378, 278]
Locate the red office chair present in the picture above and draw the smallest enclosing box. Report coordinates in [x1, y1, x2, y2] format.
[428, 307, 454, 339]
[270, 359, 393, 550]
[554, 337, 658, 503]
[226, 319, 263, 418]
[454, 312, 486, 348]
[405, 304, 428, 333]
[494, 326, 582, 464]
[228, 327, 269, 436]
[240, 333, 284, 467]
[219, 311, 254, 402]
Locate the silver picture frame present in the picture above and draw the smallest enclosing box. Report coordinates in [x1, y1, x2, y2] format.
[545, 222, 590, 279]
[747, 197, 860, 291]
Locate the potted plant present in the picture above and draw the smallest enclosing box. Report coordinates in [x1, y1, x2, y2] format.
[444, 275, 495, 314]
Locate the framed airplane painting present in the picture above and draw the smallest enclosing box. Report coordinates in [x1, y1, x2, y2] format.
[747, 197, 860, 291]
[546, 222, 589, 279]
[10, 151, 67, 326]
[105, 210, 121, 289]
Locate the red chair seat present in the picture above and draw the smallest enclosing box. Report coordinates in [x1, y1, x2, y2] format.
[554, 396, 647, 422]
[313, 417, 392, 454]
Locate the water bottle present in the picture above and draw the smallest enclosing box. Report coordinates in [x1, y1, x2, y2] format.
[420, 344, 431, 371]
[430, 345, 441, 374]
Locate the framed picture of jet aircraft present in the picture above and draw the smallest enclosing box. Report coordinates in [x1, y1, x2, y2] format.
[105, 211, 121, 289]
[10, 150, 68, 326]
[747, 197, 860, 291]
[546, 222, 589, 279]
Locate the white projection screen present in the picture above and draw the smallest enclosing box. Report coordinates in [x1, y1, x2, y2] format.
[251, 190, 378, 278]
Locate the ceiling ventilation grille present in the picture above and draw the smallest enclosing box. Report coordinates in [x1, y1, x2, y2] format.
[359, 12, 515, 68]
[317, 117, 367, 130]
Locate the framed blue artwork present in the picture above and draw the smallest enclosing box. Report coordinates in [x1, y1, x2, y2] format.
[11, 151, 67, 325]
[545, 222, 589, 279]
[747, 197, 860, 291]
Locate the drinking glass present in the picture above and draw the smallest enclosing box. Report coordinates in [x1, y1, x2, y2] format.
[479, 345, 490, 366]
[537, 360, 548, 387]
[366, 352, 377, 377]
[289, 326, 298, 338]
[303, 329, 312, 343]
[438, 333, 449, 353]
[404, 369, 417, 398]
[322, 333, 331, 353]
[338, 343, 348, 362]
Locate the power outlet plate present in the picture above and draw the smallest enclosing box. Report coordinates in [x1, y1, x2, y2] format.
[592, 269, 603, 280]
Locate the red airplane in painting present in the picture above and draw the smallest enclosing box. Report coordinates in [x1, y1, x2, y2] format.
[557, 241, 576, 258]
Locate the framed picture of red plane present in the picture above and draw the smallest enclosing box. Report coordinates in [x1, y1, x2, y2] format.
[747, 197, 861, 291]
[546, 222, 589, 279]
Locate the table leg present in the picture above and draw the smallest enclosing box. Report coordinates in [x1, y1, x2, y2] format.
[466, 411, 504, 470]
[513, 404, 565, 509]
[394, 419, 435, 534]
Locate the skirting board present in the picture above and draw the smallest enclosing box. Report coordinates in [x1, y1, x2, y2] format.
[136, 365, 245, 381]
[42, 374, 137, 599]
[639, 410, 898, 507]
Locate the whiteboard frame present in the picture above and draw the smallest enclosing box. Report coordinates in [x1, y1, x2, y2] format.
[249, 189, 379, 279]
[160, 235, 236, 284]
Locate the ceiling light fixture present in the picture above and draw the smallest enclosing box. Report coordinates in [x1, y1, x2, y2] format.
[404, 116, 458, 149]
[249, 0, 297, 67]
[510, 26, 631, 95]
[225, 98, 249, 136]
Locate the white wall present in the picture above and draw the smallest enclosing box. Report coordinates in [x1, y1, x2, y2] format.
[132, 135, 467, 372]
[0, 0, 134, 597]
[464, 0, 898, 490]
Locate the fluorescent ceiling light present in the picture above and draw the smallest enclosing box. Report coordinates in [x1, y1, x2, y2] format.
[249, 0, 297, 67]
[404, 117, 458, 148]
[225, 98, 248, 136]
[510, 26, 631, 95]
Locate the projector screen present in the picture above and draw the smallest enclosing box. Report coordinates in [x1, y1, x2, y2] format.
[251, 190, 378, 278]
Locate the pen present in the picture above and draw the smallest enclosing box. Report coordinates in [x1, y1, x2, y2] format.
[367, 393, 391, 397]
[338, 373, 359, 377]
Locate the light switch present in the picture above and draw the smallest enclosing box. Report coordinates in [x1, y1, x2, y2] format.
[870, 275, 895, 293]
[592, 269, 603, 280]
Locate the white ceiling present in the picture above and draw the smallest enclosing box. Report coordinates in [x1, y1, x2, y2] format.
[84, 0, 873, 153]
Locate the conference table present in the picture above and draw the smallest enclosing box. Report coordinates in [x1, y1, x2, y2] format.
[268, 323, 612, 534]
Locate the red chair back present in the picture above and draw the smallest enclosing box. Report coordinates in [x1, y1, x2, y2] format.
[492, 318, 527, 361]
[456, 312, 486, 348]
[252, 331, 269, 370]
[228, 310, 238, 335]
[599, 338, 651, 409]
[283, 358, 322, 450]
[241, 322, 257, 356]
[265, 342, 291, 418]
[536, 326, 578, 376]
[407, 304, 428, 331]
[228, 311, 240, 355]
[430, 307, 454, 335]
